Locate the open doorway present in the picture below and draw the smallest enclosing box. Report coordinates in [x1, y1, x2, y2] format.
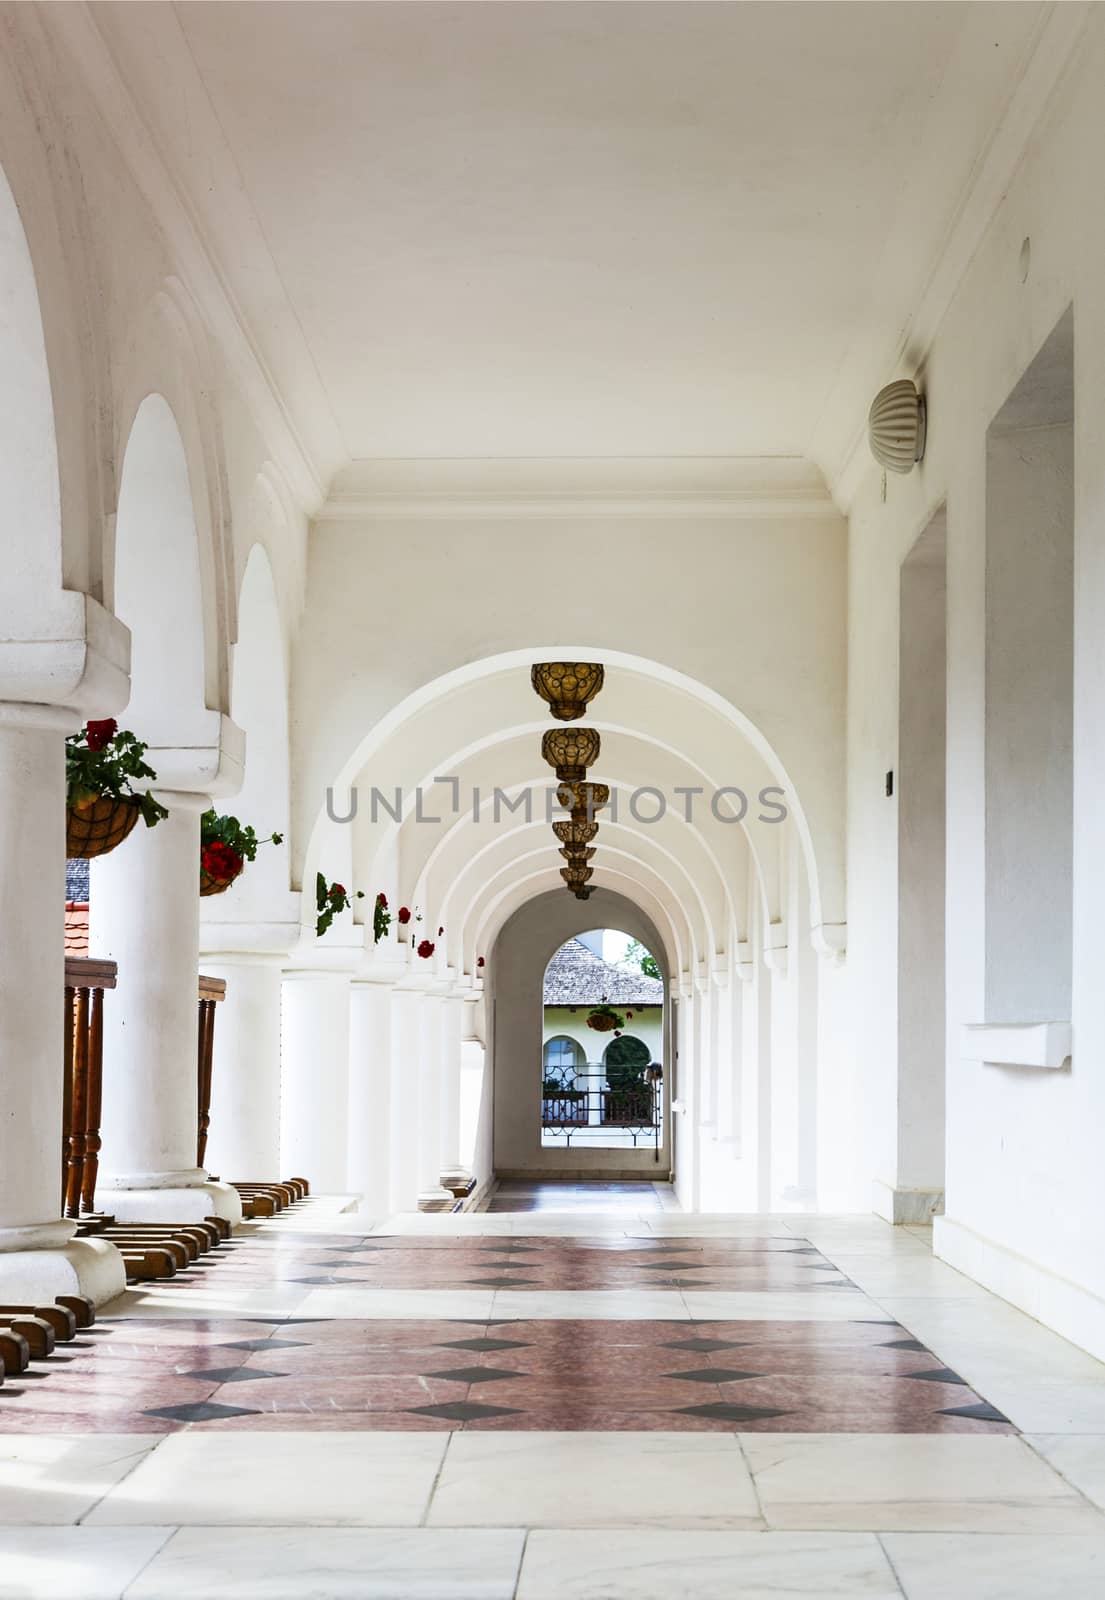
[490, 888, 671, 1181]
[540, 929, 664, 1154]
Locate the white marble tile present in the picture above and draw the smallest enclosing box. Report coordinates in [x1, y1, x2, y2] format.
[129, 1528, 524, 1598]
[294, 1287, 497, 1320]
[518, 1529, 900, 1598]
[742, 1433, 1105, 1532]
[104, 1285, 310, 1320]
[86, 1433, 448, 1527]
[491, 1288, 690, 1320]
[823, 1255, 989, 1299]
[682, 1290, 884, 1321]
[0, 1527, 172, 1599]
[428, 1432, 761, 1529]
[882, 1532, 1105, 1597]
[875, 1298, 1105, 1432]
[0, 1436, 160, 1526]
[1026, 1435, 1105, 1510]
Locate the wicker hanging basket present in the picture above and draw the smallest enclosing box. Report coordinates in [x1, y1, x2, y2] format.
[65, 795, 141, 859]
[199, 865, 243, 897]
[587, 1008, 623, 1033]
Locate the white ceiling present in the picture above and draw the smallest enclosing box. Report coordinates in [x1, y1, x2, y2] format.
[95, 1, 1046, 487]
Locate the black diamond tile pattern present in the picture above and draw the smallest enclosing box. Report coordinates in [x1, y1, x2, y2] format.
[665, 1367, 762, 1384]
[940, 1402, 1011, 1423]
[880, 1338, 930, 1353]
[423, 1367, 523, 1385]
[181, 1366, 286, 1383]
[437, 1338, 532, 1353]
[676, 1402, 792, 1422]
[221, 1339, 309, 1353]
[465, 1277, 535, 1289]
[407, 1401, 523, 1421]
[144, 1401, 261, 1422]
[662, 1338, 748, 1353]
[904, 1367, 968, 1386]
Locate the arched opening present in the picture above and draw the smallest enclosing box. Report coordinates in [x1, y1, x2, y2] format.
[489, 889, 670, 1181]
[540, 927, 664, 1153]
[111, 392, 208, 744]
[0, 162, 61, 609]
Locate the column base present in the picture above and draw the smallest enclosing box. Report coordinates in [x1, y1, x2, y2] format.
[96, 1179, 243, 1226]
[417, 1186, 456, 1213]
[872, 1180, 945, 1225]
[440, 1168, 476, 1200]
[0, 1236, 126, 1308]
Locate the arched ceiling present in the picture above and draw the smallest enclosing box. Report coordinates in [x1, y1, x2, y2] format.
[303, 649, 821, 982]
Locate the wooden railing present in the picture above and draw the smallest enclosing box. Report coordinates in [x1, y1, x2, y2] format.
[196, 975, 226, 1168]
[62, 963, 228, 1215]
[62, 957, 117, 1219]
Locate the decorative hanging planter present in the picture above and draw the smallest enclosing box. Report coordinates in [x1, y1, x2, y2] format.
[587, 1004, 625, 1033]
[66, 794, 142, 858]
[200, 847, 243, 897]
[65, 720, 169, 859]
[199, 810, 283, 897]
[316, 873, 364, 937]
[530, 662, 605, 722]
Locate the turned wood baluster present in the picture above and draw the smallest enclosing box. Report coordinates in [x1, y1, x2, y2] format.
[80, 985, 106, 1214]
[62, 984, 76, 1210]
[196, 997, 215, 1168]
[64, 987, 90, 1218]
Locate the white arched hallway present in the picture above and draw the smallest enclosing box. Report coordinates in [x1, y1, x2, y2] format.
[4, 4, 1105, 1594]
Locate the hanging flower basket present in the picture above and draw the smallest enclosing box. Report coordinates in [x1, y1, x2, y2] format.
[200, 841, 244, 896]
[66, 794, 142, 859]
[199, 810, 282, 897]
[65, 720, 168, 858]
[586, 1004, 625, 1033]
[316, 873, 364, 937]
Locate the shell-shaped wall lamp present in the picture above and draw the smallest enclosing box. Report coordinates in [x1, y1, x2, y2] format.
[868, 379, 927, 474]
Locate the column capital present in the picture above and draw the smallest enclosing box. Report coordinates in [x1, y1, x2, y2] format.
[0, 592, 129, 713]
[141, 711, 245, 798]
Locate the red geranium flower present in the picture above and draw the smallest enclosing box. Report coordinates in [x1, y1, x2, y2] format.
[85, 718, 118, 752]
[416, 939, 435, 959]
[331, 882, 346, 899]
[398, 907, 411, 924]
[202, 840, 243, 881]
[376, 892, 387, 907]
[477, 956, 485, 969]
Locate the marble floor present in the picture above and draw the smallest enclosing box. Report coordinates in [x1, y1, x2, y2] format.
[2, 1182, 1105, 1596]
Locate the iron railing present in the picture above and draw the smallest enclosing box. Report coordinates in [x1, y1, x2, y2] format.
[540, 1063, 663, 1153]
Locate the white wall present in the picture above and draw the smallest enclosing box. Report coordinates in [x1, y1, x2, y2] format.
[847, 18, 1105, 1358]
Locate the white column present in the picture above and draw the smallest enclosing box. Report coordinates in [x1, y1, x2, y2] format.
[0, 706, 125, 1304]
[438, 994, 466, 1187]
[348, 980, 392, 1215]
[417, 992, 453, 1210]
[202, 953, 283, 1181]
[92, 791, 241, 1223]
[280, 970, 350, 1192]
[388, 988, 422, 1211]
